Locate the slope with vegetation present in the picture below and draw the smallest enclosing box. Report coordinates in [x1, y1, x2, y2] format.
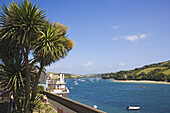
[47, 72, 103, 79]
[47, 72, 82, 79]
[102, 61, 170, 81]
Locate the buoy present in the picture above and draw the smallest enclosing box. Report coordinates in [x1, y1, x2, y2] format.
[93, 105, 97, 109]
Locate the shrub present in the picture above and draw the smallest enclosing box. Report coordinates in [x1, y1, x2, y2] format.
[37, 85, 44, 94]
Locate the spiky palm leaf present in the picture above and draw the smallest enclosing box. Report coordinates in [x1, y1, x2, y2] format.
[0, 51, 25, 93]
[0, 0, 45, 48]
[0, 1, 46, 112]
[33, 21, 73, 66]
[0, 51, 25, 112]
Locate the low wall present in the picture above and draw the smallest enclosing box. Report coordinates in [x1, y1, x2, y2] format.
[44, 91, 106, 113]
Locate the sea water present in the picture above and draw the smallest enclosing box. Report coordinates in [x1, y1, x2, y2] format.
[66, 78, 170, 113]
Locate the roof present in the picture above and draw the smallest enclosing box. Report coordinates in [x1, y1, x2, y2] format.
[50, 76, 59, 79]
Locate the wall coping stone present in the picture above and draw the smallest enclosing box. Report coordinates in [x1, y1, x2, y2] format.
[44, 91, 106, 113]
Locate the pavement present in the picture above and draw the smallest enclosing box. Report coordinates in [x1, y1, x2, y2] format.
[48, 98, 77, 113]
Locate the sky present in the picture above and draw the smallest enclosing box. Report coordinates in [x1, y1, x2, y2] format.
[0, 0, 170, 75]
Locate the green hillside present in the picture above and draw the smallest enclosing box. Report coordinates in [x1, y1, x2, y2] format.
[102, 60, 170, 81]
[163, 69, 170, 75]
[47, 72, 83, 79]
[137, 67, 167, 75]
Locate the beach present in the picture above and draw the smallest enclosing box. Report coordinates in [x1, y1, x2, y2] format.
[114, 80, 170, 84]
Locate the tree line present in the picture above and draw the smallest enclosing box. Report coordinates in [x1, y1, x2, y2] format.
[102, 61, 170, 82]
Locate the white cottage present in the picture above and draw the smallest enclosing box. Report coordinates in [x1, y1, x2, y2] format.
[47, 73, 69, 97]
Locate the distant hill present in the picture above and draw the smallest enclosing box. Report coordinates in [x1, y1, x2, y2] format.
[82, 74, 103, 78]
[47, 72, 102, 79]
[47, 72, 83, 79]
[101, 60, 170, 81]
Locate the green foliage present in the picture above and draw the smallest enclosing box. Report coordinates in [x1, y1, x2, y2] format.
[31, 94, 57, 113]
[47, 72, 82, 79]
[37, 85, 44, 94]
[0, 50, 25, 112]
[0, 0, 74, 112]
[101, 60, 170, 81]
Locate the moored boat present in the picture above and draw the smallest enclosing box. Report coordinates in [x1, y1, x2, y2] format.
[126, 106, 140, 110]
[139, 86, 143, 88]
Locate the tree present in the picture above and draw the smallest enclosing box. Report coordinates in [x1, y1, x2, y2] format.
[0, 1, 45, 112]
[0, 0, 74, 112]
[0, 49, 25, 112]
[30, 21, 74, 111]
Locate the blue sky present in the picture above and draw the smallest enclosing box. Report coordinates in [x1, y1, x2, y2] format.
[1, 0, 170, 75]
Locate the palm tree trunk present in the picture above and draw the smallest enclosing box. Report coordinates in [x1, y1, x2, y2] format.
[24, 48, 30, 113]
[30, 63, 44, 113]
[32, 65, 44, 99]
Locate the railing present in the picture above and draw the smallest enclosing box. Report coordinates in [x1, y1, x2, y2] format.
[44, 91, 106, 113]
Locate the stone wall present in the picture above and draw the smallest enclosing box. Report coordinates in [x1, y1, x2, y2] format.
[44, 91, 106, 113]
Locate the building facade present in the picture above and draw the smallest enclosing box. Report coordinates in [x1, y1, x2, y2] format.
[47, 73, 69, 97]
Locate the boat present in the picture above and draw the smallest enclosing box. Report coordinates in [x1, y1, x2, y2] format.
[81, 80, 85, 82]
[93, 105, 97, 109]
[126, 106, 140, 110]
[139, 86, 143, 88]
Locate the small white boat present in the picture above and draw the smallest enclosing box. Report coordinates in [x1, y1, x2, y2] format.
[93, 105, 97, 109]
[81, 80, 85, 82]
[126, 106, 140, 110]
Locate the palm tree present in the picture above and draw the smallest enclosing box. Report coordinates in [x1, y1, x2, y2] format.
[0, 49, 25, 112]
[0, 0, 45, 112]
[0, 1, 74, 112]
[31, 21, 74, 106]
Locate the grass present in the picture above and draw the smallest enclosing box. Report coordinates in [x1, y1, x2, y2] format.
[137, 67, 167, 75]
[163, 69, 170, 75]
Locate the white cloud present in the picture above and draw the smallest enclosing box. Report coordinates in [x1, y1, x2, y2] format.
[112, 37, 118, 40]
[140, 34, 147, 38]
[112, 25, 119, 29]
[125, 35, 138, 41]
[119, 63, 126, 66]
[125, 33, 148, 42]
[83, 61, 93, 67]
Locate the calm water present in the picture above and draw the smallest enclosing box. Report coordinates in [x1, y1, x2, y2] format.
[66, 78, 170, 113]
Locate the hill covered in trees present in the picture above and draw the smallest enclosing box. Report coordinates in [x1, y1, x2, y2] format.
[102, 60, 170, 81]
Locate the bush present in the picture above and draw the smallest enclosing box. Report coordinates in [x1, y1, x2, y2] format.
[37, 85, 44, 94]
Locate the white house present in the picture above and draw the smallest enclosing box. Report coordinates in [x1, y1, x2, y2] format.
[47, 73, 69, 97]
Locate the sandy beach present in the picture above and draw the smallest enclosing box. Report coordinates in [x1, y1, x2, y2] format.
[114, 80, 170, 84]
